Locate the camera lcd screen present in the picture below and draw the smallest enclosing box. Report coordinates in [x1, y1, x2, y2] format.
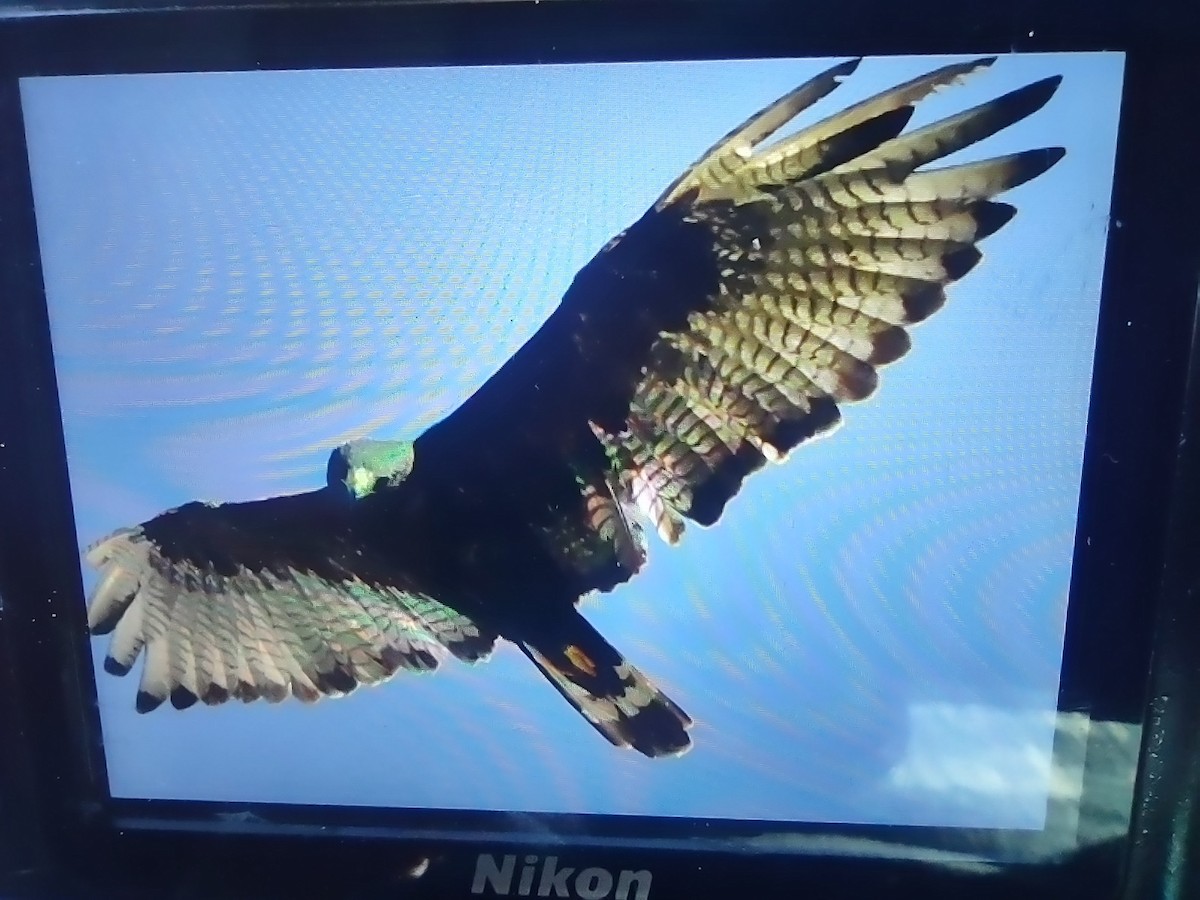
[19, 50, 1124, 835]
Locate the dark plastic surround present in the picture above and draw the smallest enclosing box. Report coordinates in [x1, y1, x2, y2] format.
[1, 2, 1199, 899]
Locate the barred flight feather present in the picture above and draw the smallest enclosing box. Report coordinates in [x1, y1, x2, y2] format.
[844, 76, 1064, 173]
[744, 58, 993, 179]
[657, 58, 863, 208]
[670, 376, 751, 457]
[677, 350, 786, 434]
[659, 57, 994, 207]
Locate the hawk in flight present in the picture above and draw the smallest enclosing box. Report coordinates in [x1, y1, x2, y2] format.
[87, 57, 1064, 757]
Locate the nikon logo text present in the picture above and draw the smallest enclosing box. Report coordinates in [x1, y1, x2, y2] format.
[471, 854, 652, 900]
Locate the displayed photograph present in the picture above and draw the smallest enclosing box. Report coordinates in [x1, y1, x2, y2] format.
[21, 51, 1123, 828]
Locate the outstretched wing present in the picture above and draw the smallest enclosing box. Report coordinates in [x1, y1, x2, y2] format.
[612, 57, 1066, 540]
[86, 491, 495, 712]
[417, 56, 1065, 564]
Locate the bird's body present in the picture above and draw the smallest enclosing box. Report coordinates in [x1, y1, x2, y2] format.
[85, 56, 1067, 758]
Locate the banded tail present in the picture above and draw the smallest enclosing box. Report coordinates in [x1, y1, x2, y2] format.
[518, 608, 692, 757]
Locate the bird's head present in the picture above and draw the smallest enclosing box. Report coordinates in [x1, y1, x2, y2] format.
[326, 439, 416, 500]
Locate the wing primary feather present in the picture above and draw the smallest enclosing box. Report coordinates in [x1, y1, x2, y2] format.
[883, 147, 1067, 204]
[843, 75, 1064, 174]
[739, 106, 915, 196]
[657, 57, 862, 208]
[715, 58, 862, 154]
[759, 56, 995, 163]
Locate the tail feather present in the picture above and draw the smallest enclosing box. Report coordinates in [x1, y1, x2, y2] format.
[518, 610, 692, 758]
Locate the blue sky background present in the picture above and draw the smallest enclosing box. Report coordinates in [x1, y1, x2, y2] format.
[21, 52, 1123, 830]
